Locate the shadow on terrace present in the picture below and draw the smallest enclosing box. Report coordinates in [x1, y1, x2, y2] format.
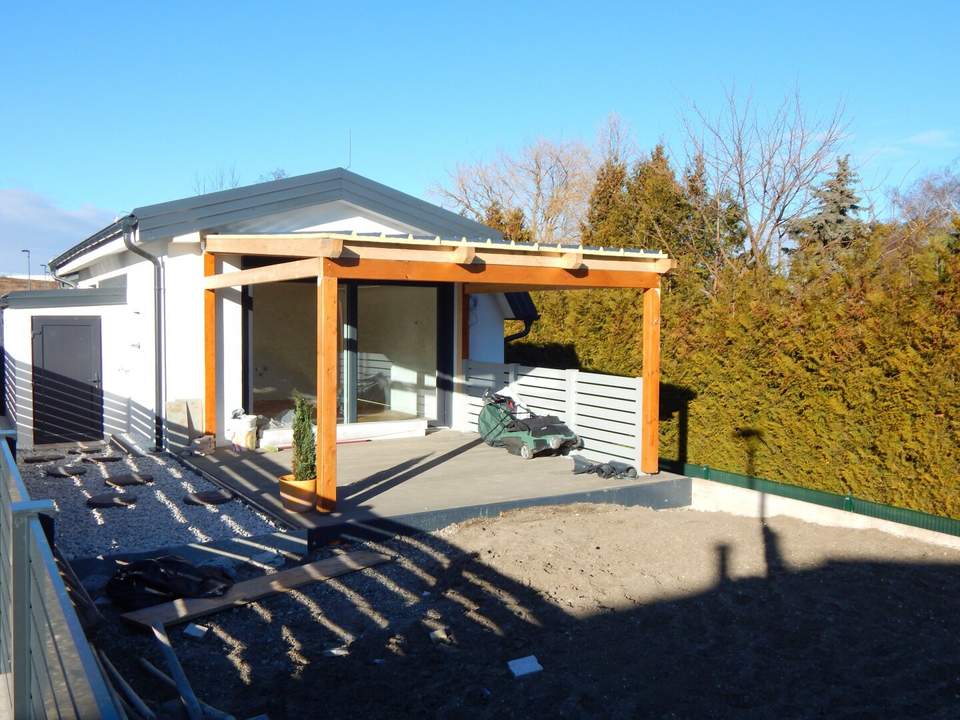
[93, 501, 960, 720]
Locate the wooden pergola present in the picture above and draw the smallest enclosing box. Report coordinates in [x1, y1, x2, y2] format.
[201, 232, 674, 511]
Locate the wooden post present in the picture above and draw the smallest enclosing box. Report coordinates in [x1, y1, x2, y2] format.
[641, 286, 661, 474]
[203, 253, 217, 435]
[316, 273, 338, 511]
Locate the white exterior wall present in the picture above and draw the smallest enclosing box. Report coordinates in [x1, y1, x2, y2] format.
[1, 301, 141, 449]
[467, 294, 506, 364]
[77, 252, 158, 445]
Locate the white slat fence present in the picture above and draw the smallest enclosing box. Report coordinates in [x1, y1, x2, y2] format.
[462, 360, 643, 469]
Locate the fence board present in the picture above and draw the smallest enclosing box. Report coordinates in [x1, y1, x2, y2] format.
[462, 360, 644, 470]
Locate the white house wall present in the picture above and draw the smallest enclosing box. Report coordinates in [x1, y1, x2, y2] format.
[77, 255, 158, 446]
[215, 200, 428, 236]
[2, 302, 139, 449]
[467, 294, 506, 364]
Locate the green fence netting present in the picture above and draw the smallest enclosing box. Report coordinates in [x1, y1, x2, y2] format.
[663, 460, 960, 539]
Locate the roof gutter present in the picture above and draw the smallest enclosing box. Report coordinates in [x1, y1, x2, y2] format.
[121, 215, 166, 452]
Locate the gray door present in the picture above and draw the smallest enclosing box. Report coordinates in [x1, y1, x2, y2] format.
[31, 316, 103, 445]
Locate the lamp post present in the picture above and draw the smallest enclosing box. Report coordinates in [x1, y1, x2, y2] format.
[21, 249, 31, 291]
[40, 263, 47, 280]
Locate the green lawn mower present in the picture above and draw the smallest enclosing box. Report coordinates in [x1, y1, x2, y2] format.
[478, 391, 581, 459]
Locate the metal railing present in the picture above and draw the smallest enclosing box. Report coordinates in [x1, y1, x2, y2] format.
[0, 429, 119, 719]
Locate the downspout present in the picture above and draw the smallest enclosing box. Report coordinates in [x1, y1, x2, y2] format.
[505, 319, 535, 344]
[49, 269, 77, 288]
[121, 216, 165, 451]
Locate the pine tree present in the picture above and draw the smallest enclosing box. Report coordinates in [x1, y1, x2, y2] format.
[790, 156, 866, 249]
[483, 200, 532, 243]
[581, 156, 628, 246]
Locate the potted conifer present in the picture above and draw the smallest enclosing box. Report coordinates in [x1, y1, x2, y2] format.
[278, 394, 317, 512]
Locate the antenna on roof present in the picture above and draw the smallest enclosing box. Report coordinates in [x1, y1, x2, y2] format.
[347, 129, 352, 169]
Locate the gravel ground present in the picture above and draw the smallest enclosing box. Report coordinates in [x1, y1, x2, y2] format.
[91, 503, 960, 719]
[19, 441, 277, 559]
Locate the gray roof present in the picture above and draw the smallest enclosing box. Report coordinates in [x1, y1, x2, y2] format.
[0, 287, 126, 309]
[50, 168, 502, 270]
[47, 167, 538, 321]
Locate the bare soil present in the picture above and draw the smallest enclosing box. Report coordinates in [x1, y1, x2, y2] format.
[93, 504, 960, 719]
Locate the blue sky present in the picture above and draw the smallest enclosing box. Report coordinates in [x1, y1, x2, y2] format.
[1, 1, 957, 273]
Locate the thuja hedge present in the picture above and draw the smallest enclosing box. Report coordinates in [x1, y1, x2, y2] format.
[508, 235, 960, 519]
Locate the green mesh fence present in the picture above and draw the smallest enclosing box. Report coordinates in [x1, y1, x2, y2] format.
[669, 461, 960, 539]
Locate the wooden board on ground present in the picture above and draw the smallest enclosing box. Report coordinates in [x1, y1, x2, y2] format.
[122, 549, 392, 629]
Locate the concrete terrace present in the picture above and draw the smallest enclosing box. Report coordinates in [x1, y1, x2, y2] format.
[186, 430, 691, 545]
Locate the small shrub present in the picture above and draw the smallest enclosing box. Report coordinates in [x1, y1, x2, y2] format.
[291, 394, 316, 483]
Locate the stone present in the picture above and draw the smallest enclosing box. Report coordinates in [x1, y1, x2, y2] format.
[429, 628, 451, 644]
[86, 492, 137, 509]
[82, 455, 124, 464]
[22, 454, 66, 464]
[104, 473, 154, 487]
[47, 466, 87, 477]
[183, 489, 234, 506]
[507, 655, 543, 678]
[323, 646, 350, 657]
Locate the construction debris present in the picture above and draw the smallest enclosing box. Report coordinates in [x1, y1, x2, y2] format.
[152, 623, 203, 720]
[98, 650, 157, 720]
[183, 623, 209, 640]
[122, 550, 392, 628]
[139, 657, 235, 720]
[507, 655, 543, 678]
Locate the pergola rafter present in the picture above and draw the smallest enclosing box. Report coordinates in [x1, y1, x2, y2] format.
[202, 232, 674, 512]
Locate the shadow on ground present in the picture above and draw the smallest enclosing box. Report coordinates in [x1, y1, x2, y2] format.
[91, 503, 960, 720]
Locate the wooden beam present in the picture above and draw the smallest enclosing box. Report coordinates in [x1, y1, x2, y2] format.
[641, 287, 661, 474]
[452, 245, 476, 264]
[205, 235, 344, 258]
[203, 257, 321, 289]
[324, 258, 661, 290]
[203, 253, 216, 435]
[560, 251, 583, 269]
[316, 274, 338, 511]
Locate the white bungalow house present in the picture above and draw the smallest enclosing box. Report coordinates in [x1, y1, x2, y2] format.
[1, 169, 538, 451]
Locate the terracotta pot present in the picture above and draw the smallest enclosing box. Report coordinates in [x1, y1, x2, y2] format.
[279, 474, 316, 513]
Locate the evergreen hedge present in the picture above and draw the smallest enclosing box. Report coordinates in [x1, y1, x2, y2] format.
[508, 231, 960, 519]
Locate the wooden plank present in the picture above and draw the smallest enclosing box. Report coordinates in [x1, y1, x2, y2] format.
[574, 383, 639, 402]
[206, 235, 343, 258]
[122, 550, 391, 628]
[204, 257, 321, 289]
[203, 253, 216, 435]
[573, 414, 638, 435]
[327, 258, 661, 290]
[316, 274, 339, 511]
[641, 287, 661, 473]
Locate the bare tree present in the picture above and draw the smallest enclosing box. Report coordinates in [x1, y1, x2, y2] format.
[193, 165, 242, 194]
[684, 90, 846, 267]
[436, 137, 595, 243]
[892, 165, 960, 229]
[258, 168, 289, 182]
